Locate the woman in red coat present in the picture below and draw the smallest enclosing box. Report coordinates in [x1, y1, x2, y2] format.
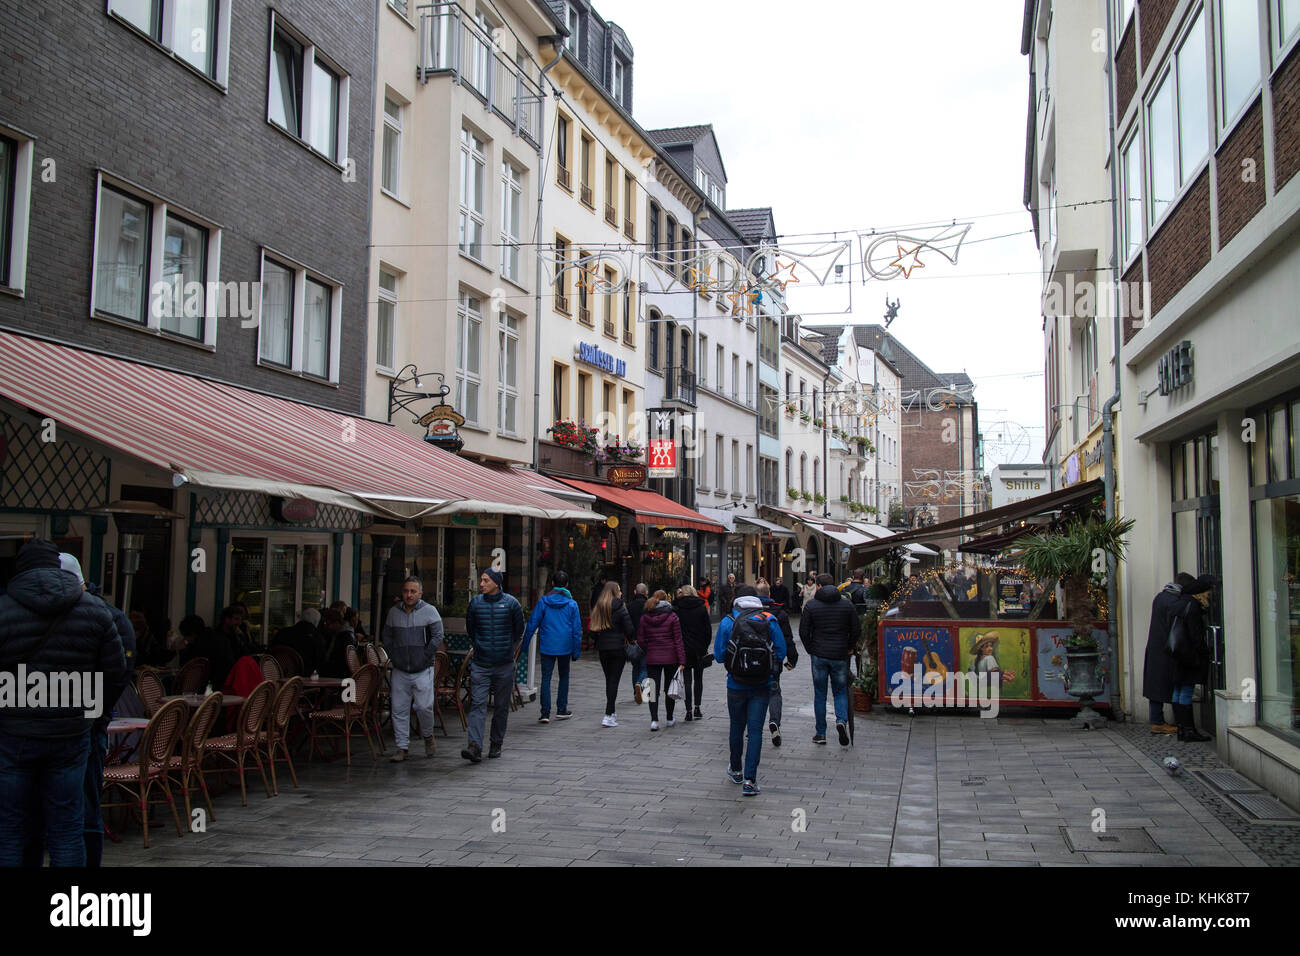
[635, 590, 686, 731]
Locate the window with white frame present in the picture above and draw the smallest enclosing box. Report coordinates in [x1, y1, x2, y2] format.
[1277, 0, 1300, 60]
[268, 14, 349, 164]
[456, 292, 483, 424]
[256, 251, 340, 381]
[745, 362, 754, 408]
[731, 440, 740, 494]
[501, 159, 523, 282]
[498, 310, 519, 435]
[1120, 130, 1142, 261]
[716, 345, 724, 390]
[731, 354, 739, 401]
[700, 430, 708, 485]
[800, 453, 807, 493]
[1147, 10, 1208, 225]
[716, 436, 724, 489]
[92, 177, 222, 346]
[695, 167, 707, 191]
[459, 128, 486, 260]
[107, 0, 232, 84]
[1217, 0, 1261, 129]
[381, 95, 403, 197]
[565, 2, 581, 52]
[389, 0, 409, 15]
[1117, 0, 1135, 31]
[698, 334, 708, 384]
[376, 268, 397, 372]
[612, 58, 625, 103]
[746, 445, 754, 496]
[0, 128, 33, 293]
[709, 182, 723, 207]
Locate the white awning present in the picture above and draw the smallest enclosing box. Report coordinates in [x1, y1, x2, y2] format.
[695, 507, 736, 533]
[736, 515, 796, 538]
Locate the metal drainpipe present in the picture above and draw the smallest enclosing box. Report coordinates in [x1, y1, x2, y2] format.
[531, 39, 566, 473]
[1101, 2, 1127, 722]
[874, 352, 881, 520]
[822, 366, 831, 572]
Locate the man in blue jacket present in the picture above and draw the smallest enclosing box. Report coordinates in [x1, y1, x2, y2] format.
[521, 570, 583, 723]
[462, 568, 525, 763]
[714, 586, 786, 796]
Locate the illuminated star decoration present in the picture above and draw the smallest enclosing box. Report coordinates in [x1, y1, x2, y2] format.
[765, 259, 801, 292]
[688, 263, 712, 294]
[889, 244, 926, 279]
[726, 286, 762, 312]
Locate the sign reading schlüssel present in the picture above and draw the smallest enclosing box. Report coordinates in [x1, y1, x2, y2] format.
[647, 439, 676, 478]
[576, 342, 627, 377]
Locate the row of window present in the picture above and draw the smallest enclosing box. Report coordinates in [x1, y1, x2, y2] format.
[450, 291, 521, 435]
[551, 237, 635, 342]
[555, 114, 637, 237]
[698, 433, 754, 499]
[457, 127, 529, 284]
[1116, 0, 1299, 263]
[549, 362, 636, 436]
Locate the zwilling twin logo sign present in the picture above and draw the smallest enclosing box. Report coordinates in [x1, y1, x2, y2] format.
[648, 439, 676, 478]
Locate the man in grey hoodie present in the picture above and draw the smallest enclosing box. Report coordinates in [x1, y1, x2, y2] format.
[382, 576, 443, 762]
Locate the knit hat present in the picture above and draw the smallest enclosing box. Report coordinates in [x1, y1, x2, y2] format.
[485, 567, 504, 588]
[15, 538, 60, 574]
[59, 553, 85, 585]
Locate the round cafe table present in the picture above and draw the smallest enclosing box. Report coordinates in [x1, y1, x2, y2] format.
[107, 717, 150, 734]
[162, 694, 245, 708]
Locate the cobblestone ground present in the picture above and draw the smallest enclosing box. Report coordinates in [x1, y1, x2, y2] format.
[104, 655, 1293, 867]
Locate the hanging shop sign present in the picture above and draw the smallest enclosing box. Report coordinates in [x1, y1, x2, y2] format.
[607, 464, 647, 489]
[418, 403, 466, 452]
[576, 342, 626, 377]
[1156, 341, 1194, 396]
[271, 497, 319, 523]
[647, 439, 677, 478]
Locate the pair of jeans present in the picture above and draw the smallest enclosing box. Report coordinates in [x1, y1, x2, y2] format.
[539, 654, 571, 716]
[83, 724, 109, 867]
[467, 662, 516, 749]
[646, 665, 679, 722]
[1148, 700, 1170, 723]
[0, 732, 91, 867]
[726, 686, 771, 782]
[681, 659, 705, 709]
[811, 656, 850, 737]
[629, 656, 647, 697]
[598, 651, 625, 716]
[1172, 683, 1195, 706]
[390, 666, 436, 750]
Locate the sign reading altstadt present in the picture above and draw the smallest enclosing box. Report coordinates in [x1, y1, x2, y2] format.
[607, 464, 647, 488]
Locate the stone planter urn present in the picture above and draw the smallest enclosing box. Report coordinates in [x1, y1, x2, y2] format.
[1064, 647, 1105, 729]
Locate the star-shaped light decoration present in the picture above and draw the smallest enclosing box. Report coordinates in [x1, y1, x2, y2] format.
[888, 244, 926, 279]
[765, 259, 801, 291]
[727, 286, 761, 313]
[688, 263, 712, 295]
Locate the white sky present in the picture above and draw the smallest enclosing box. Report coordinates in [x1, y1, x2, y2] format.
[598, 0, 1048, 465]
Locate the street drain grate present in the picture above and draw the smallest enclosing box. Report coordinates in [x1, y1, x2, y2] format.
[1061, 827, 1162, 853]
[960, 776, 987, 787]
[1189, 770, 1300, 825]
[1197, 769, 1262, 794]
[1226, 793, 1300, 823]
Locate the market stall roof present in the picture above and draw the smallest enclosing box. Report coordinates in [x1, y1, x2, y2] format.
[848, 478, 1105, 562]
[735, 515, 795, 538]
[759, 506, 871, 546]
[553, 478, 725, 533]
[0, 330, 603, 522]
[847, 521, 939, 557]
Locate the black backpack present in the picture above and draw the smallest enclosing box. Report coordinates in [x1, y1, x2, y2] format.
[725, 610, 776, 685]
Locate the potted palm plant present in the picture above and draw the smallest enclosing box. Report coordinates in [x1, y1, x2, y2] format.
[853, 657, 878, 712]
[1011, 515, 1135, 728]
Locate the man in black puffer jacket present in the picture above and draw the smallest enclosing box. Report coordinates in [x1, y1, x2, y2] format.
[462, 568, 524, 763]
[757, 581, 798, 747]
[798, 573, 857, 747]
[0, 539, 128, 867]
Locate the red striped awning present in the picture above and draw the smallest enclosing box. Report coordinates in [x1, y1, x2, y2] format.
[0, 330, 603, 522]
[554, 478, 725, 533]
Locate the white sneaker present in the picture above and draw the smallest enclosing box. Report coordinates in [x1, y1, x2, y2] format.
[650, 721, 659, 731]
[666, 718, 676, 727]
[602, 715, 618, 727]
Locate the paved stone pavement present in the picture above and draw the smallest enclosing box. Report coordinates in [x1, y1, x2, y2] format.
[104, 655, 1288, 867]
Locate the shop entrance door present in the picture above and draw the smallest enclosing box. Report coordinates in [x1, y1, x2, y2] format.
[1172, 433, 1224, 733]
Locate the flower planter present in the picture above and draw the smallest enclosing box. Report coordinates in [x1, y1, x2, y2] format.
[853, 688, 873, 713]
[1064, 649, 1105, 729]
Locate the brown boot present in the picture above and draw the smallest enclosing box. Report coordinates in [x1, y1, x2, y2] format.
[634, 685, 643, 704]
[389, 749, 407, 762]
[1149, 723, 1178, 734]
[424, 735, 436, 758]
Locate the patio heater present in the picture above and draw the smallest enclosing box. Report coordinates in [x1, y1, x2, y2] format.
[118, 533, 145, 614]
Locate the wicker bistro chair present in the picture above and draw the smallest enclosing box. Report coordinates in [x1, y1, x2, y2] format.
[345, 643, 361, 676]
[166, 692, 223, 825]
[137, 669, 166, 717]
[266, 677, 305, 795]
[257, 654, 283, 681]
[362, 644, 389, 747]
[174, 657, 210, 695]
[309, 663, 380, 766]
[269, 644, 304, 677]
[204, 680, 275, 806]
[101, 698, 189, 848]
[432, 651, 459, 735]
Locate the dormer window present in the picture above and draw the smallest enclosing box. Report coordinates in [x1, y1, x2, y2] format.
[565, 2, 581, 53]
[612, 58, 625, 103]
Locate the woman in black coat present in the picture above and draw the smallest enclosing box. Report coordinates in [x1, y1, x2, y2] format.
[590, 581, 635, 726]
[672, 585, 713, 721]
[1142, 573, 1212, 741]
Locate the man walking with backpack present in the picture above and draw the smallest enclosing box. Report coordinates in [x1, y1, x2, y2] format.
[714, 585, 786, 796]
[799, 573, 857, 746]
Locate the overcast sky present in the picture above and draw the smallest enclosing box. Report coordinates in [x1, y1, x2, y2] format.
[599, 0, 1048, 466]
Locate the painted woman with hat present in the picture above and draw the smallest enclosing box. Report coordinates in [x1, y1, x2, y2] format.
[969, 630, 1002, 686]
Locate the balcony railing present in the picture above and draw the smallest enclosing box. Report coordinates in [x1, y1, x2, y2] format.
[580, 184, 594, 207]
[603, 316, 616, 337]
[419, 3, 543, 149]
[664, 366, 697, 407]
[604, 202, 617, 226]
